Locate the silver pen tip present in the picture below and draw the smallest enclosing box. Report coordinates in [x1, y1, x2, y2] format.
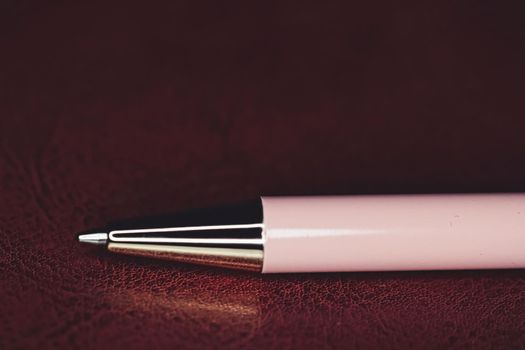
[78, 232, 108, 245]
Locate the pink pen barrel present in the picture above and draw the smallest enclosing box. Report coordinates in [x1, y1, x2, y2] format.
[261, 194, 525, 273]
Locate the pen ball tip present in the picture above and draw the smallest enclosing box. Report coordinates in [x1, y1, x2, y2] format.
[78, 232, 108, 245]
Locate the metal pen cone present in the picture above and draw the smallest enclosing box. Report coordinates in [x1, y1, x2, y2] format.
[77, 199, 264, 271]
[106, 224, 264, 272]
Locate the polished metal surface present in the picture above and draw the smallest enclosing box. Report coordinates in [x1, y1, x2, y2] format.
[109, 223, 264, 245]
[78, 199, 264, 272]
[106, 222, 264, 271]
[108, 242, 263, 272]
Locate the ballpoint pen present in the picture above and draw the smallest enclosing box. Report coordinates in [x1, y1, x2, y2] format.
[78, 193, 525, 273]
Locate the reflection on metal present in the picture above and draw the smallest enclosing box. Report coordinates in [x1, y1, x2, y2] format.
[108, 242, 263, 272]
[106, 222, 264, 271]
[109, 223, 264, 245]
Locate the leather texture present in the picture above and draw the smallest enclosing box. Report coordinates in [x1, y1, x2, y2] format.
[1, 1, 525, 349]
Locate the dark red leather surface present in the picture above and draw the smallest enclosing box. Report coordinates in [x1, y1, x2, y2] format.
[2, 1, 525, 349]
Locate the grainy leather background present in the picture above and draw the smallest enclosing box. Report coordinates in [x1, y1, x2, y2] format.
[1, 1, 525, 349]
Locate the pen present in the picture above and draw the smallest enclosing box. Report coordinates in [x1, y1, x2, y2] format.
[78, 193, 525, 273]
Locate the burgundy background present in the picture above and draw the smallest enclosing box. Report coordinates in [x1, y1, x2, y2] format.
[2, 1, 525, 349]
